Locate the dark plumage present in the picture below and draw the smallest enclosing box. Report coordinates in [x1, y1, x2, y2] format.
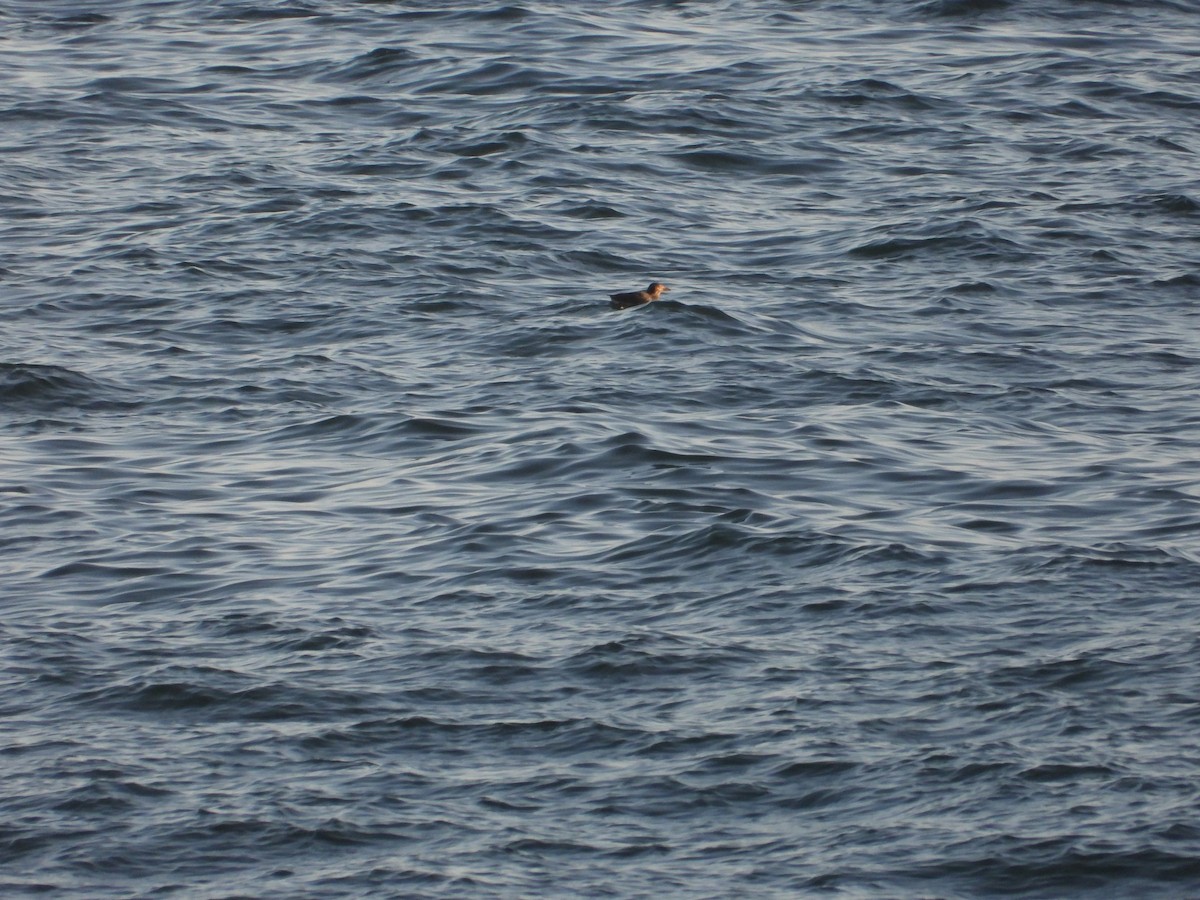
[609, 282, 670, 310]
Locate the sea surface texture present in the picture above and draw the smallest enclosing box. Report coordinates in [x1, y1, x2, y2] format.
[3, 1, 1200, 897]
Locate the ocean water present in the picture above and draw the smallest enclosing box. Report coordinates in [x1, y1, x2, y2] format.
[3, 0, 1200, 896]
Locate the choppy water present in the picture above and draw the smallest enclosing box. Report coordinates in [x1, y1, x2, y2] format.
[4, 1, 1200, 896]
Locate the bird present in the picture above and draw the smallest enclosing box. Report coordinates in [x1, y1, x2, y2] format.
[609, 282, 670, 310]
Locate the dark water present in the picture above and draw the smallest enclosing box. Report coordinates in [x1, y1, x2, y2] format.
[4, 0, 1200, 896]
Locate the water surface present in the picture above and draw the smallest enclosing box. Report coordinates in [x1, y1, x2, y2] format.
[3, 1, 1200, 896]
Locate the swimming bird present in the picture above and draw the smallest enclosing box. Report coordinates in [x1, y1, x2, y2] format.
[610, 282, 670, 310]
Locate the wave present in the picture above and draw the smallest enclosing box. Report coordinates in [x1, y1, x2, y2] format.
[0, 363, 135, 413]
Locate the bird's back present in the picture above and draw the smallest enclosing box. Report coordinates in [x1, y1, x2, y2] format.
[610, 290, 650, 309]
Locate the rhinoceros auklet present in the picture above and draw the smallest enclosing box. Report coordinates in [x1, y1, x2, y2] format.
[610, 282, 670, 310]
